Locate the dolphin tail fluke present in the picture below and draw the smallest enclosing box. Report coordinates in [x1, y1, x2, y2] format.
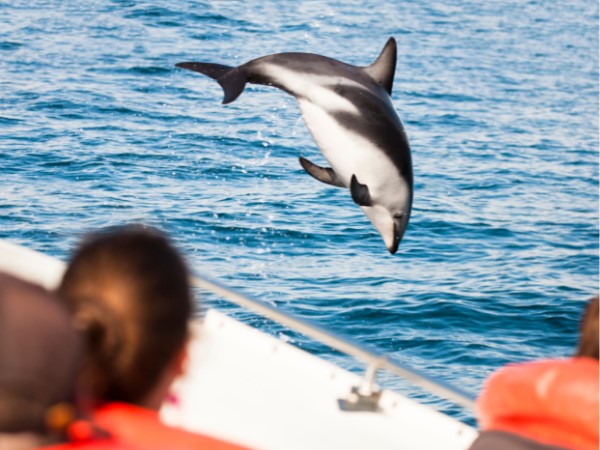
[362, 37, 397, 95]
[175, 62, 248, 104]
[299, 157, 345, 188]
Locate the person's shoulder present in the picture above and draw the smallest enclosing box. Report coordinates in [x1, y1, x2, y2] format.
[94, 402, 250, 450]
[481, 357, 599, 406]
[487, 357, 598, 386]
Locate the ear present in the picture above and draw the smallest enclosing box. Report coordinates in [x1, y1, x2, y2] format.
[141, 338, 192, 411]
[172, 339, 190, 377]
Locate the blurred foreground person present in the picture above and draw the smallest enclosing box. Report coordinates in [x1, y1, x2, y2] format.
[57, 225, 249, 450]
[469, 296, 599, 450]
[0, 272, 137, 449]
[0, 272, 82, 449]
[0, 273, 144, 450]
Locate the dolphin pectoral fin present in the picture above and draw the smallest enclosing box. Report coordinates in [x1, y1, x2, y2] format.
[175, 62, 248, 104]
[362, 37, 397, 95]
[350, 175, 372, 207]
[299, 157, 345, 188]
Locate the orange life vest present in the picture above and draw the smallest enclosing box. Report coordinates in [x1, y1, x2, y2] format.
[93, 402, 251, 450]
[39, 417, 144, 449]
[476, 357, 599, 450]
[41, 402, 251, 450]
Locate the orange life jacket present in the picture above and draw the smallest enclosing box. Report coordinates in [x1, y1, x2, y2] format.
[41, 402, 251, 450]
[93, 402, 251, 450]
[39, 418, 142, 449]
[476, 357, 599, 450]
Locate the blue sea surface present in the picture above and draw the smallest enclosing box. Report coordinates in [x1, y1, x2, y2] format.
[1, 0, 598, 424]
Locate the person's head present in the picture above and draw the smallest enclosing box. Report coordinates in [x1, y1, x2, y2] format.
[57, 225, 193, 409]
[0, 272, 82, 449]
[575, 295, 599, 359]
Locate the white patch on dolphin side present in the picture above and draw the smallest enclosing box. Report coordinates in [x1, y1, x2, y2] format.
[261, 64, 364, 115]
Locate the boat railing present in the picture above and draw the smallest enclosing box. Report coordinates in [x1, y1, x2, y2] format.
[191, 274, 476, 412]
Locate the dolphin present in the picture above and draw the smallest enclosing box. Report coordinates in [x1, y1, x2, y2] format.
[176, 37, 412, 254]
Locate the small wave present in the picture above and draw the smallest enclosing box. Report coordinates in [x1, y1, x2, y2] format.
[128, 66, 172, 75]
[0, 116, 22, 125]
[0, 41, 23, 51]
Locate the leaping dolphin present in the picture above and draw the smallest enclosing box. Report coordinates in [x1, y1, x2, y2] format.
[176, 37, 413, 254]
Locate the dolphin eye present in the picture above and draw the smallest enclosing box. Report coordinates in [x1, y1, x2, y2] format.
[394, 213, 404, 220]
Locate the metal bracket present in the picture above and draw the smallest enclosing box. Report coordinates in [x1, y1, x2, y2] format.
[338, 363, 382, 412]
[338, 385, 382, 412]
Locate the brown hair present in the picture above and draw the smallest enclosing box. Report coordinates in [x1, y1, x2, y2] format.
[575, 295, 599, 359]
[57, 225, 193, 405]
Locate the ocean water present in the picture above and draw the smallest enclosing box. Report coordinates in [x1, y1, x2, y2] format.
[0, 0, 598, 424]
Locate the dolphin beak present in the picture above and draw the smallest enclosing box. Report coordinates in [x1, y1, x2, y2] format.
[388, 223, 401, 254]
[388, 216, 409, 254]
[361, 206, 406, 254]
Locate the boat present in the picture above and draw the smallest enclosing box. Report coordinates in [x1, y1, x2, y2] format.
[0, 238, 478, 449]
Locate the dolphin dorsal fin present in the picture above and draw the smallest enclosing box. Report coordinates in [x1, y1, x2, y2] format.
[363, 37, 397, 95]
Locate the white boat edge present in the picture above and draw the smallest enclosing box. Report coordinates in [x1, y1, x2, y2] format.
[0, 239, 478, 450]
